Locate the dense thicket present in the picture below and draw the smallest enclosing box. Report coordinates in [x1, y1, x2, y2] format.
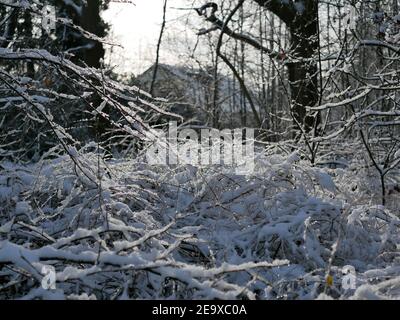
[0, 0, 399, 300]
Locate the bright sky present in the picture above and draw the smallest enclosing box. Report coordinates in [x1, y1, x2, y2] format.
[102, 0, 197, 76]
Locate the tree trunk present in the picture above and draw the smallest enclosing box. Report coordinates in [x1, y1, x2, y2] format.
[287, 6, 319, 133]
[254, 0, 320, 134]
[79, 0, 105, 68]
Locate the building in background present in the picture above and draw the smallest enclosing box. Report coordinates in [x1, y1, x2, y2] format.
[137, 64, 260, 128]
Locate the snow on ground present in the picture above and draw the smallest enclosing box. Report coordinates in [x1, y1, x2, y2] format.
[0, 145, 399, 299]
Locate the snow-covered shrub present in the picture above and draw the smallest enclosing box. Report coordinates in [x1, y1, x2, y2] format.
[1, 144, 398, 299]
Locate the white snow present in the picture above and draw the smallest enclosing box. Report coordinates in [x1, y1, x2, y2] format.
[0, 147, 398, 299]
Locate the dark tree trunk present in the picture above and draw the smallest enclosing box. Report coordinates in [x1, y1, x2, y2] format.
[254, 0, 320, 133]
[287, 5, 319, 133]
[80, 0, 106, 68]
[1, 8, 19, 48]
[198, 0, 320, 133]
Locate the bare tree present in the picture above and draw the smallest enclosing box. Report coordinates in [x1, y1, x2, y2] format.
[196, 0, 320, 135]
[150, 0, 168, 96]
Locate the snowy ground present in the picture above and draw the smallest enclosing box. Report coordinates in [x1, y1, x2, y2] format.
[0, 145, 399, 300]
